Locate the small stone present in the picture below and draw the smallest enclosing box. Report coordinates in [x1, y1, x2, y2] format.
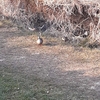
[47, 91, 49, 94]
[2, 75, 5, 77]
[90, 86, 95, 89]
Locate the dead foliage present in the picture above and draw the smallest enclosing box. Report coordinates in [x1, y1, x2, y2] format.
[0, 0, 100, 46]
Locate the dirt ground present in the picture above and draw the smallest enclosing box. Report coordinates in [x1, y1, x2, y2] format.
[0, 20, 100, 100]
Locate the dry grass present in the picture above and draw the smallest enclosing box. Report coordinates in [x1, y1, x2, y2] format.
[6, 29, 100, 62]
[0, 0, 99, 48]
[1, 19, 100, 100]
[4, 28, 100, 83]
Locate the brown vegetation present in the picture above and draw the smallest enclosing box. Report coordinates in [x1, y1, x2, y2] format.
[0, 0, 100, 46]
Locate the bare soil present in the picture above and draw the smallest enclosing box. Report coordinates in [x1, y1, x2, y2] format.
[0, 20, 100, 100]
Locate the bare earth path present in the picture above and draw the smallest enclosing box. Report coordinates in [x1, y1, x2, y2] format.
[0, 22, 100, 99]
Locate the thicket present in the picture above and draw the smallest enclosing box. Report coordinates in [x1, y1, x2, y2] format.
[0, 0, 100, 47]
